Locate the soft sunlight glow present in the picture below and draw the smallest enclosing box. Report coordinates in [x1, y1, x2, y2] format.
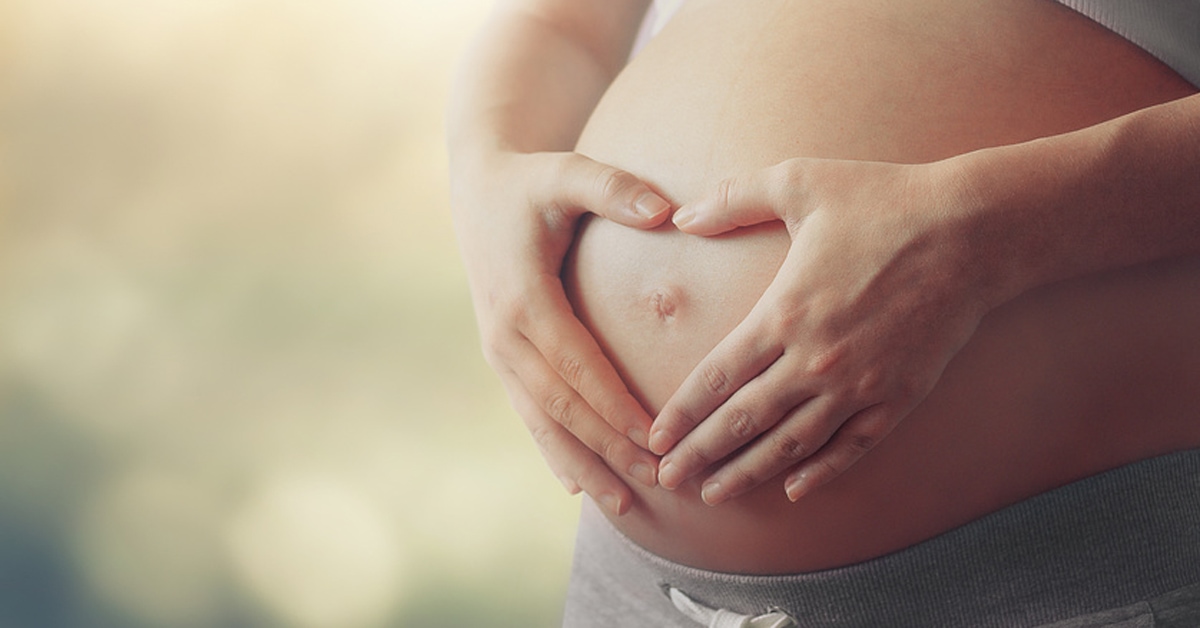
[226, 475, 406, 628]
[75, 470, 223, 628]
[1, 0, 575, 626]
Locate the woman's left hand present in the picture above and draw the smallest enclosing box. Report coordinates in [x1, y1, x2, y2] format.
[648, 157, 996, 504]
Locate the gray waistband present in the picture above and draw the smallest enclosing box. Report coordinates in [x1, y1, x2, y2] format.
[564, 448, 1200, 627]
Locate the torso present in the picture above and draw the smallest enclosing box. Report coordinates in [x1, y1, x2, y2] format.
[563, 0, 1200, 574]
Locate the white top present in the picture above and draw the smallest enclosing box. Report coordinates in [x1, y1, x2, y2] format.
[1056, 0, 1200, 88]
[634, 0, 1200, 89]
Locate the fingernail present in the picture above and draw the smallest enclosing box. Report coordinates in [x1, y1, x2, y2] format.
[659, 461, 680, 490]
[635, 193, 669, 219]
[785, 472, 811, 502]
[672, 207, 694, 228]
[599, 493, 623, 516]
[629, 462, 657, 487]
[701, 481, 724, 506]
[628, 428, 649, 449]
[648, 430, 671, 455]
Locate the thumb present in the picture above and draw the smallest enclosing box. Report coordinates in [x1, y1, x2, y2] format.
[548, 153, 672, 228]
[673, 163, 797, 236]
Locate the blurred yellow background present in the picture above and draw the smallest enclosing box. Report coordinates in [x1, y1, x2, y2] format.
[0, 1, 580, 626]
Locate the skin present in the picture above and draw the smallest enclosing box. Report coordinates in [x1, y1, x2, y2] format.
[564, 0, 1200, 573]
[646, 30, 1200, 505]
[451, 0, 1200, 570]
[448, 0, 664, 516]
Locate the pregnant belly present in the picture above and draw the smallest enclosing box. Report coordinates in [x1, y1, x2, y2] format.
[564, 0, 1200, 574]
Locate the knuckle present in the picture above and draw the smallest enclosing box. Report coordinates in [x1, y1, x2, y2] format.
[481, 332, 517, 368]
[701, 362, 732, 396]
[771, 430, 811, 461]
[725, 463, 762, 491]
[544, 392, 578, 428]
[764, 161, 800, 204]
[679, 440, 714, 468]
[572, 466, 600, 491]
[806, 344, 846, 379]
[596, 167, 638, 203]
[845, 428, 880, 455]
[480, 340, 503, 368]
[544, 154, 581, 196]
[766, 307, 804, 337]
[668, 405, 702, 433]
[766, 167, 790, 201]
[556, 354, 585, 390]
[724, 407, 759, 440]
[778, 159, 806, 187]
[545, 153, 572, 182]
[896, 370, 931, 400]
[716, 177, 737, 210]
[598, 435, 626, 465]
[494, 295, 530, 330]
[540, 204, 573, 233]
[853, 367, 887, 400]
[484, 285, 503, 312]
[814, 456, 845, 481]
[527, 422, 556, 452]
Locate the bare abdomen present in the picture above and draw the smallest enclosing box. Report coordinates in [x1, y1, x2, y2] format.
[564, 0, 1200, 573]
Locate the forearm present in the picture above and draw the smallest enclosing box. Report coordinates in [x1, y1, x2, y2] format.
[447, 0, 649, 172]
[954, 92, 1200, 305]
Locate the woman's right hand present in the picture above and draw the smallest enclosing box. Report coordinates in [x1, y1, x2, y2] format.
[450, 150, 671, 516]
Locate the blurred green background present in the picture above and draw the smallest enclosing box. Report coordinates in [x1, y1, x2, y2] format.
[0, 1, 580, 626]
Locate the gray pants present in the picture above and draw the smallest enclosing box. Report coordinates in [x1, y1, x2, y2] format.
[563, 449, 1200, 627]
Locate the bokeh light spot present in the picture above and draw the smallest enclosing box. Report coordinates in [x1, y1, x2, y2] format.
[75, 469, 223, 628]
[226, 474, 406, 628]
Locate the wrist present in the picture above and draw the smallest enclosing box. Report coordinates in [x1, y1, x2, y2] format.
[449, 136, 510, 178]
[920, 156, 1011, 314]
[934, 142, 1072, 311]
[448, 145, 528, 211]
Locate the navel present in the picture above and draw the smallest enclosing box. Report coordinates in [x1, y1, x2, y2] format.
[648, 285, 685, 323]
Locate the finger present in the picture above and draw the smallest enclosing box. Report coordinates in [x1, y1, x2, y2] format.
[504, 332, 659, 488]
[648, 322, 783, 456]
[538, 153, 671, 228]
[694, 395, 846, 505]
[672, 161, 802, 236]
[657, 359, 814, 490]
[783, 403, 898, 502]
[518, 273, 655, 449]
[506, 379, 634, 516]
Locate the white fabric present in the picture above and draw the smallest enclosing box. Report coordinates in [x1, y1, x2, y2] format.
[1054, 0, 1200, 89]
[668, 587, 798, 628]
[631, 0, 685, 57]
[635, 0, 1200, 89]
[650, 0, 686, 35]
